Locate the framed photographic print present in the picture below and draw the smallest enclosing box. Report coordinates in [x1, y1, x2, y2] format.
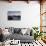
[8, 11, 21, 20]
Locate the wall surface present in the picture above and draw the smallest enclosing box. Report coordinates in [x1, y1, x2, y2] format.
[0, 1, 40, 28]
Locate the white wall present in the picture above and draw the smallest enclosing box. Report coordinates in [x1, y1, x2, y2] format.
[0, 1, 40, 28]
